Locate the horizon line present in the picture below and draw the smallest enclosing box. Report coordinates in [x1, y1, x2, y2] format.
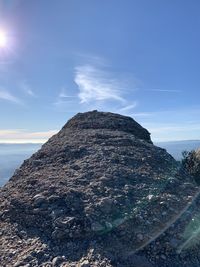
[0, 139, 200, 145]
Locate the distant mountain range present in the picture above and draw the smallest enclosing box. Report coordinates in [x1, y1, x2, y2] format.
[0, 140, 200, 187]
[155, 140, 200, 161]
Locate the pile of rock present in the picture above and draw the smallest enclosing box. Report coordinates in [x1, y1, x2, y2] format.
[0, 111, 199, 267]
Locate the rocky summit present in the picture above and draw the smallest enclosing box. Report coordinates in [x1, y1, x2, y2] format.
[0, 111, 200, 267]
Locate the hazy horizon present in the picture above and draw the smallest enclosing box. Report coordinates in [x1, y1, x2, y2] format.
[1, 139, 200, 145]
[0, 143, 41, 186]
[1, 137, 200, 145]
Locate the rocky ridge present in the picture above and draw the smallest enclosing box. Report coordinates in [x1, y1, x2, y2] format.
[0, 111, 199, 267]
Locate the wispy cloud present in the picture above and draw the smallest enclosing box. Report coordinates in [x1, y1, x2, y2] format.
[126, 107, 200, 142]
[74, 53, 108, 67]
[131, 112, 153, 118]
[0, 129, 58, 143]
[119, 102, 138, 112]
[53, 88, 77, 112]
[144, 122, 200, 142]
[58, 88, 75, 99]
[20, 81, 36, 97]
[54, 59, 138, 113]
[149, 125, 192, 133]
[74, 65, 126, 104]
[145, 89, 181, 93]
[0, 88, 22, 104]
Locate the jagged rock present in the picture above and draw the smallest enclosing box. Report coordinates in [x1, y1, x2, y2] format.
[0, 111, 199, 267]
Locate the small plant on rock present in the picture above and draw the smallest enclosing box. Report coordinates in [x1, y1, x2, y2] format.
[181, 149, 200, 185]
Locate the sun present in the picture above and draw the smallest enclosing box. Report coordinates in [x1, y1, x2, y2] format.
[0, 30, 7, 48]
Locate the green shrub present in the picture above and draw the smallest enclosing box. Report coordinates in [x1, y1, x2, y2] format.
[181, 149, 200, 185]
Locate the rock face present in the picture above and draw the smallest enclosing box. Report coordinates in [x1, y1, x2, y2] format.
[64, 111, 152, 144]
[0, 111, 199, 267]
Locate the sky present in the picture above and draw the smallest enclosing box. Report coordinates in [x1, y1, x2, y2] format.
[0, 0, 200, 143]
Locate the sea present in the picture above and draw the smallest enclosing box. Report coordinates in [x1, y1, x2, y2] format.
[0, 143, 41, 187]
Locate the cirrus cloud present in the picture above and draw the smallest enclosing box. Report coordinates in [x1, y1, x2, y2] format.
[74, 65, 126, 104]
[0, 88, 22, 104]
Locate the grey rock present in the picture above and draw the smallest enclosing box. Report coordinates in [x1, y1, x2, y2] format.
[160, 254, 166, 260]
[40, 262, 52, 267]
[52, 228, 66, 240]
[52, 256, 65, 266]
[0, 111, 199, 267]
[169, 238, 179, 248]
[137, 233, 144, 241]
[98, 197, 113, 214]
[33, 194, 46, 207]
[79, 259, 90, 267]
[91, 222, 105, 232]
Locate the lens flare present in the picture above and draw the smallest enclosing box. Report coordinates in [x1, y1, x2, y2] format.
[0, 30, 7, 48]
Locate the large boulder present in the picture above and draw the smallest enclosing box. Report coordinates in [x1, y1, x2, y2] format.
[0, 111, 198, 267]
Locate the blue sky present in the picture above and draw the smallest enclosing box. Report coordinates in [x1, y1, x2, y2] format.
[0, 0, 200, 143]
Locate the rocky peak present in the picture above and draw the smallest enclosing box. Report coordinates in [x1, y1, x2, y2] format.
[63, 110, 152, 143]
[0, 111, 199, 267]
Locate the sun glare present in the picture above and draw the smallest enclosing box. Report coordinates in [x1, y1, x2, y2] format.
[0, 30, 7, 48]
